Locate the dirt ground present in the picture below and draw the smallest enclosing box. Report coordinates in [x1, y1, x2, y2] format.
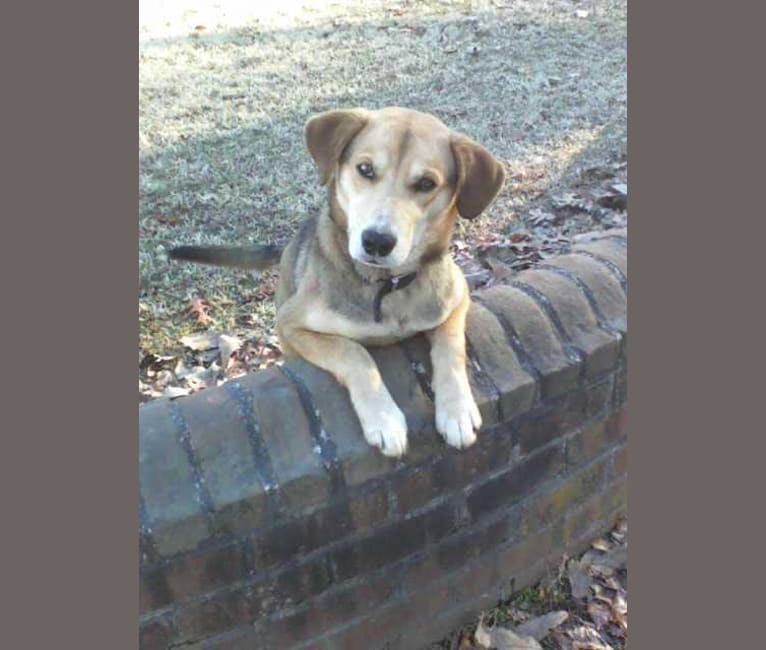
[139, 3, 627, 645]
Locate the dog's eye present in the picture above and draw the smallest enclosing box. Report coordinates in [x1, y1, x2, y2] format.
[414, 177, 436, 193]
[357, 162, 375, 179]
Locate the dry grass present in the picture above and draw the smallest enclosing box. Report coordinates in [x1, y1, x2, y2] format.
[139, 0, 627, 392]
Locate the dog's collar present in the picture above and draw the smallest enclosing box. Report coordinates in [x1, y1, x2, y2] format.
[373, 272, 417, 323]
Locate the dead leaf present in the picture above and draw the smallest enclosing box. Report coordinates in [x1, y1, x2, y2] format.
[474, 621, 542, 649]
[187, 298, 211, 325]
[592, 546, 627, 571]
[568, 625, 613, 650]
[180, 332, 220, 351]
[164, 386, 190, 399]
[591, 537, 610, 552]
[218, 334, 242, 369]
[587, 602, 612, 629]
[458, 632, 478, 650]
[595, 192, 627, 211]
[567, 559, 590, 600]
[515, 611, 569, 640]
[610, 183, 627, 196]
[153, 212, 180, 226]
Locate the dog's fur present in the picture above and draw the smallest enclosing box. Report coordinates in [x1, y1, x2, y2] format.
[170, 107, 505, 457]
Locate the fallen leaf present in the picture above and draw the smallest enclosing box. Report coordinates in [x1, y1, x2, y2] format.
[568, 625, 613, 650]
[567, 559, 591, 600]
[153, 212, 180, 226]
[610, 183, 627, 196]
[187, 298, 211, 325]
[595, 192, 627, 211]
[591, 537, 610, 552]
[218, 334, 242, 369]
[587, 602, 612, 629]
[516, 611, 569, 640]
[474, 621, 542, 649]
[592, 546, 627, 571]
[180, 332, 220, 351]
[164, 386, 190, 399]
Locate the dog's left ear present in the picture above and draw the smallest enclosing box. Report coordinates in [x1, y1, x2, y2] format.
[450, 136, 506, 219]
[305, 109, 370, 185]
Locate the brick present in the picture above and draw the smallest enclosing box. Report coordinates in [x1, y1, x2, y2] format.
[332, 514, 427, 582]
[140, 541, 248, 610]
[369, 345, 442, 463]
[140, 565, 172, 613]
[177, 388, 270, 537]
[399, 334, 503, 433]
[514, 377, 612, 456]
[584, 375, 615, 420]
[515, 269, 621, 378]
[315, 598, 413, 650]
[434, 508, 521, 579]
[281, 358, 392, 488]
[574, 239, 627, 277]
[604, 477, 628, 516]
[250, 487, 388, 572]
[517, 397, 579, 455]
[606, 407, 628, 440]
[174, 555, 331, 643]
[243, 369, 332, 513]
[525, 456, 610, 532]
[391, 420, 516, 515]
[614, 362, 627, 407]
[273, 558, 334, 610]
[175, 584, 262, 644]
[202, 625, 262, 650]
[478, 285, 579, 399]
[610, 445, 628, 480]
[567, 421, 612, 468]
[466, 443, 565, 521]
[465, 344, 504, 428]
[257, 566, 402, 648]
[424, 498, 465, 543]
[139, 612, 173, 650]
[465, 301, 537, 420]
[391, 462, 437, 514]
[139, 399, 211, 556]
[544, 254, 627, 332]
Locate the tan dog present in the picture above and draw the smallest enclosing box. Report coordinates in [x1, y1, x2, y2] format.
[170, 107, 505, 457]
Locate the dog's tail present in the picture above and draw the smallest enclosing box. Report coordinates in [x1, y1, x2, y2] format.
[169, 244, 283, 270]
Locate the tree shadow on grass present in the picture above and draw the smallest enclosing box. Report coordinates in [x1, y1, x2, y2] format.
[139, 5, 626, 298]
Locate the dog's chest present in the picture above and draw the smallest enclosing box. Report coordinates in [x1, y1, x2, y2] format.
[304, 288, 449, 346]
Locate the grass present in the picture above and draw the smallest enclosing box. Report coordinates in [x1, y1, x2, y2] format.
[139, 0, 627, 390]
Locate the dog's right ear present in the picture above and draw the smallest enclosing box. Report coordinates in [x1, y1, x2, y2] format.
[305, 109, 369, 185]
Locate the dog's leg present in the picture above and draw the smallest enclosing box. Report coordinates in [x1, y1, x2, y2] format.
[427, 284, 482, 449]
[277, 322, 408, 457]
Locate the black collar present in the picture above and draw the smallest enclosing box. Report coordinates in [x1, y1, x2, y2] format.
[373, 272, 417, 322]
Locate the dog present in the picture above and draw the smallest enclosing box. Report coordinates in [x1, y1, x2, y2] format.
[170, 107, 506, 457]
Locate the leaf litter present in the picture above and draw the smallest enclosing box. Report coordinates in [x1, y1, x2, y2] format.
[431, 517, 627, 650]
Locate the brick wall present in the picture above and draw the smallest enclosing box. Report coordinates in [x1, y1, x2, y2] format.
[139, 230, 627, 650]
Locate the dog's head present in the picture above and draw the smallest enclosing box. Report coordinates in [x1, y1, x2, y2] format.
[305, 107, 505, 269]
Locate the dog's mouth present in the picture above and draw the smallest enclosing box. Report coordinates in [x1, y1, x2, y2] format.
[356, 255, 387, 268]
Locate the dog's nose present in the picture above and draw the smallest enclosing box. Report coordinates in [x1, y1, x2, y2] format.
[361, 229, 397, 257]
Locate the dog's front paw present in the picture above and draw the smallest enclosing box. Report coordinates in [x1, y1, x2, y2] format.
[357, 397, 408, 458]
[435, 388, 482, 449]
